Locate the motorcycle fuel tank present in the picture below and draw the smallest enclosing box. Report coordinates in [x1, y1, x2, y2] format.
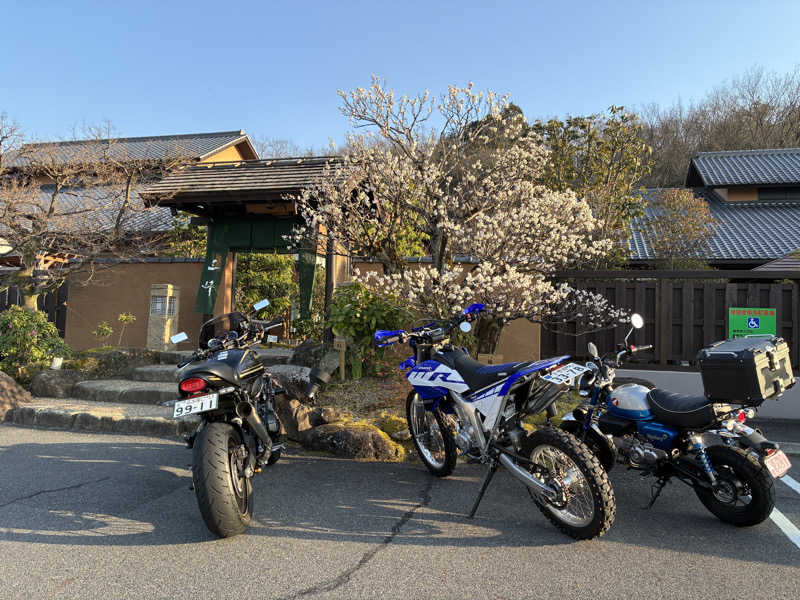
[607, 383, 652, 420]
[180, 348, 264, 386]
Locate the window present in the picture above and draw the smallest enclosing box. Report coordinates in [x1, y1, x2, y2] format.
[151, 295, 176, 316]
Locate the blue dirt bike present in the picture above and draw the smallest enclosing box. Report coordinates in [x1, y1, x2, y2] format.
[374, 304, 616, 540]
[561, 313, 793, 526]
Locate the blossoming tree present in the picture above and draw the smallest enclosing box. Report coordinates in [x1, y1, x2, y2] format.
[294, 79, 626, 353]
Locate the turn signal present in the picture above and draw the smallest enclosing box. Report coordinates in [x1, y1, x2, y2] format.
[737, 410, 747, 423]
[180, 378, 208, 393]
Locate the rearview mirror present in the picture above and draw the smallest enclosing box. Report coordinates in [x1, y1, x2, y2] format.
[170, 332, 189, 344]
[459, 321, 472, 333]
[253, 299, 270, 311]
[631, 313, 644, 329]
[587, 342, 599, 359]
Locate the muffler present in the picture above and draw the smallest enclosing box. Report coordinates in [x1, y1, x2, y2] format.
[498, 453, 559, 502]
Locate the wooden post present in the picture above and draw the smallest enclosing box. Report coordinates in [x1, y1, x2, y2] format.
[333, 335, 347, 381]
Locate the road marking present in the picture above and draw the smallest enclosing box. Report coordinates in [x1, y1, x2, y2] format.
[780, 474, 800, 496]
[770, 508, 800, 549]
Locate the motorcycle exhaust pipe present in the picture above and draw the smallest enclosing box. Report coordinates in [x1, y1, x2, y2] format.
[497, 453, 558, 503]
[235, 402, 273, 455]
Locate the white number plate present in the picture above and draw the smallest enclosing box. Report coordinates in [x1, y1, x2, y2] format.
[764, 450, 792, 479]
[542, 362, 590, 385]
[172, 393, 219, 418]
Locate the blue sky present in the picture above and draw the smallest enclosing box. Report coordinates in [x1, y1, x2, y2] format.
[3, 1, 800, 151]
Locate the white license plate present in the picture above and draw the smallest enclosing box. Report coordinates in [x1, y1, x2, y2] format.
[542, 362, 590, 385]
[172, 393, 219, 418]
[764, 449, 792, 479]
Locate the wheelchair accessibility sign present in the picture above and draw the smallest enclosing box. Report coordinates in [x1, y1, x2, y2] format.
[729, 308, 776, 338]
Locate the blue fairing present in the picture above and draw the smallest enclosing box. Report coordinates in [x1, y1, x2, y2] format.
[416, 385, 450, 400]
[463, 303, 485, 315]
[498, 355, 570, 396]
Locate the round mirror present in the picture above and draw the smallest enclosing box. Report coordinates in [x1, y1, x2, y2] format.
[587, 342, 599, 359]
[459, 321, 472, 333]
[631, 313, 644, 329]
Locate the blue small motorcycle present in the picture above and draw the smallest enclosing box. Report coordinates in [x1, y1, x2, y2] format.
[375, 303, 616, 540]
[561, 313, 793, 526]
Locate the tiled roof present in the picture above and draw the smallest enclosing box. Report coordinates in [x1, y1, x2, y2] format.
[142, 156, 342, 199]
[687, 148, 800, 187]
[753, 252, 800, 271]
[6, 131, 253, 167]
[629, 188, 800, 261]
[31, 184, 173, 233]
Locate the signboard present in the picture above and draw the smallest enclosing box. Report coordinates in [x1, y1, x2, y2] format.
[728, 307, 777, 338]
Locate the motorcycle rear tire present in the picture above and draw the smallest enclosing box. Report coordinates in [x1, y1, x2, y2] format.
[522, 427, 616, 540]
[693, 445, 775, 527]
[192, 422, 253, 538]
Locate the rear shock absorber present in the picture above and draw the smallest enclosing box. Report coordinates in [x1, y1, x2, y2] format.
[689, 434, 716, 484]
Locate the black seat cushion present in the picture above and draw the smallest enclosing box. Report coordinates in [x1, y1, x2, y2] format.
[646, 389, 716, 429]
[434, 348, 532, 391]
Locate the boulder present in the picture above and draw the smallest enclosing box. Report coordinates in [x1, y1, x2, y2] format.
[268, 364, 313, 402]
[320, 406, 346, 424]
[274, 393, 325, 441]
[302, 423, 404, 461]
[30, 369, 84, 398]
[0, 370, 33, 421]
[390, 429, 411, 442]
[288, 339, 327, 368]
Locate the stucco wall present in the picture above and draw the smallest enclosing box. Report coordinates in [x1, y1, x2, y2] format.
[64, 262, 230, 351]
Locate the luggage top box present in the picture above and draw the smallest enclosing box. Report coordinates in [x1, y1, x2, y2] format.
[697, 336, 795, 406]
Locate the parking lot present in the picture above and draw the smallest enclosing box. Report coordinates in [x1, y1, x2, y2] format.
[1, 425, 798, 599]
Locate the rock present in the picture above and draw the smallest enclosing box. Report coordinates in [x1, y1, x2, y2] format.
[268, 364, 312, 402]
[320, 406, 345, 424]
[30, 369, 84, 398]
[0, 370, 33, 422]
[302, 423, 404, 460]
[274, 393, 325, 441]
[390, 429, 411, 441]
[288, 339, 327, 368]
[73, 348, 161, 379]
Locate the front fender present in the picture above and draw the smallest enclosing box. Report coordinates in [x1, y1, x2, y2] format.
[560, 414, 617, 472]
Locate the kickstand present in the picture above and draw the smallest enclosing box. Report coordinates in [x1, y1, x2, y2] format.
[467, 461, 498, 519]
[644, 477, 668, 510]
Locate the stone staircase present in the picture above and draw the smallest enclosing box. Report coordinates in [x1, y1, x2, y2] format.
[8, 346, 294, 437]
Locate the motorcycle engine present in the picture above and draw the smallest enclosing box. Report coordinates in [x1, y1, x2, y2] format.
[615, 435, 668, 468]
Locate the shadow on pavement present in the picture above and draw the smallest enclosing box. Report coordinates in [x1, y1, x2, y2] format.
[0, 433, 798, 568]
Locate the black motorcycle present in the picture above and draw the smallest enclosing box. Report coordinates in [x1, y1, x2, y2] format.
[168, 299, 284, 538]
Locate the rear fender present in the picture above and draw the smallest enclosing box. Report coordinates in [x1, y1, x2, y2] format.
[561, 414, 617, 472]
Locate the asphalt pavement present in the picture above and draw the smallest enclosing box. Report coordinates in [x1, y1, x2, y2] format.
[0, 424, 798, 600]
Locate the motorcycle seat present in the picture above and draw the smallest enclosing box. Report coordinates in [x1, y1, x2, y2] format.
[451, 354, 534, 391]
[646, 388, 716, 429]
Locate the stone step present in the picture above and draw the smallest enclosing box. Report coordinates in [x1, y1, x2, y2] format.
[131, 365, 179, 383]
[72, 379, 178, 405]
[5, 398, 197, 438]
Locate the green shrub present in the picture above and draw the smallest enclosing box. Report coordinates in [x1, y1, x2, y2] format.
[0, 306, 72, 376]
[328, 283, 408, 378]
[92, 321, 113, 340]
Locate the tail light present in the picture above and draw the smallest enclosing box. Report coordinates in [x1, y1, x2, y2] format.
[180, 378, 208, 394]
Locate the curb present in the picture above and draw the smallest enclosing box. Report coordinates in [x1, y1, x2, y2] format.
[4, 405, 197, 439]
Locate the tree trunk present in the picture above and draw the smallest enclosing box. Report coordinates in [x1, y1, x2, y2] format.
[475, 317, 504, 356]
[22, 293, 39, 311]
[16, 265, 40, 311]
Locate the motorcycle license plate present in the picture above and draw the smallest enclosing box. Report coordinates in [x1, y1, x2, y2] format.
[764, 450, 792, 479]
[542, 362, 590, 385]
[172, 393, 218, 418]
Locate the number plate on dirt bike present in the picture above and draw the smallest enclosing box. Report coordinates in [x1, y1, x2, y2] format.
[172, 393, 218, 418]
[764, 449, 792, 479]
[542, 362, 590, 385]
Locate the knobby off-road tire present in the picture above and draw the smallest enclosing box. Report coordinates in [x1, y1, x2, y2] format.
[406, 392, 457, 477]
[522, 427, 616, 540]
[192, 422, 253, 538]
[694, 445, 775, 527]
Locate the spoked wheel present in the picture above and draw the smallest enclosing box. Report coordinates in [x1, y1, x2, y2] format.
[694, 445, 774, 526]
[406, 392, 457, 477]
[521, 427, 615, 540]
[192, 422, 253, 538]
